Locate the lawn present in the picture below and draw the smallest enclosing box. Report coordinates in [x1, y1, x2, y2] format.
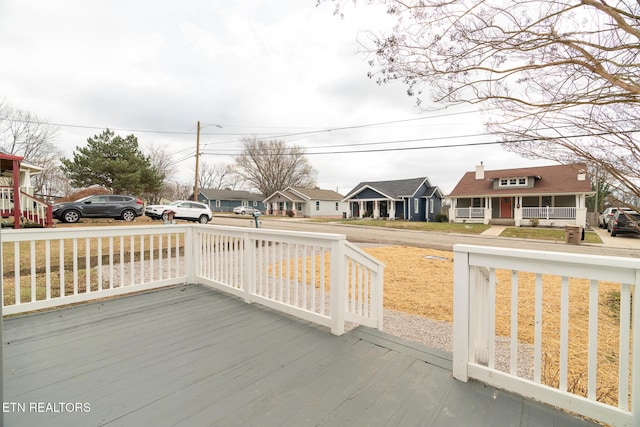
[313, 219, 491, 234]
[311, 218, 605, 243]
[500, 226, 602, 243]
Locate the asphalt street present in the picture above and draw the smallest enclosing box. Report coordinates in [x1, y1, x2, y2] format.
[211, 215, 640, 259]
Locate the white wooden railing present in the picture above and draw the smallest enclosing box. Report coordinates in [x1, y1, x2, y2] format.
[455, 207, 485, 219]
[0, 186, 52, 227]
[0, 224, 384, 335]
[192, 226, 383, 334]
[522, 206, 576, 219]
[453, 244, 639, 427]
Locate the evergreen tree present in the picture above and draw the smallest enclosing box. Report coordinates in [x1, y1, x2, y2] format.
[60, 129, 163, 196]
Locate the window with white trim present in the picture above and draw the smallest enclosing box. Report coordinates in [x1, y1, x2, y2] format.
[414, 198, 419, 214]
[429, 199, 434, 214]
[315, 201, 320, 211]
[335, 202, 339, 211]
[499, 177, 528, 187]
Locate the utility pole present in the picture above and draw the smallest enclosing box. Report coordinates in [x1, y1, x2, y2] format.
[194, 120, 201, 201]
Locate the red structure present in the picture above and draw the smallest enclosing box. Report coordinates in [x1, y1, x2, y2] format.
[0, 151, 53, 229]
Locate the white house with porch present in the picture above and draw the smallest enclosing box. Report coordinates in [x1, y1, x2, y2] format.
[264, 187, 347, 218]
[448, 163, 594, 227]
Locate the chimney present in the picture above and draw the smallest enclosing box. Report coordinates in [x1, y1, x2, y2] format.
[475, 162, 485, 180]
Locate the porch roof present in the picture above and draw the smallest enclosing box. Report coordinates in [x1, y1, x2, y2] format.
[3, 285, 598, 427]
[448, 163, 593, 198]
[343, 177, 434, 201]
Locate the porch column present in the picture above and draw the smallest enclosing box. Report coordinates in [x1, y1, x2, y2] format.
[449, 198, 457, 223]
[388, 200, 395, 220]
[359, 201, 364, 218]
[576, 194, 587, 227]
[484, 197, 491, 224]
[514, 196, 523, 226]
[373, 200, 380, 219]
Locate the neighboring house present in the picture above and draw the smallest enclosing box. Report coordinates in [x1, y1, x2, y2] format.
[342, 177, 444, 222]
[264, 187, 347, 218]
[0, 150, 52, 228]
[197, 189, 266, 213]
[448, 163, 594, 227]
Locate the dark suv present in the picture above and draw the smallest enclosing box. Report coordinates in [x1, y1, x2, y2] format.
[52, 194, 144, 223]
[608, 210, 640, 237]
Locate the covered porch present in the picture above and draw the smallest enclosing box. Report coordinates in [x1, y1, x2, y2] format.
[450, 194, 588, 227]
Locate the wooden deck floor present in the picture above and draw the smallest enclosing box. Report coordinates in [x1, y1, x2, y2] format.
[3, 285, 599, 427]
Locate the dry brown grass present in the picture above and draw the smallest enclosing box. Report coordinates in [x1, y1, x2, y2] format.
[363, 245, 626, 408]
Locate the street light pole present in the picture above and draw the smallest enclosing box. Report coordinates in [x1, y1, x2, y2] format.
[194, 120, 201, 201]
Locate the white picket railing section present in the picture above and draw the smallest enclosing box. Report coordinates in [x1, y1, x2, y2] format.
[453, 244, 639, 427]
[193, 226, 384, 335]
[455, 207, 485, 219]
[1, 224, 384, 335]
[522, 206, 576, 219]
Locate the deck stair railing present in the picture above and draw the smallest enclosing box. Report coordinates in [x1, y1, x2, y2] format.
[453, 244, 639, 427]
[0, 187, 53, 227]
[0, 224, 384, 335]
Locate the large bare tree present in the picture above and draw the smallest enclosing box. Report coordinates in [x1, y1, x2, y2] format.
[323, 0, 640, 205]
[0, 99, 64, 197]
[232, 137, 317, 197]
[198, 161, 245, 191]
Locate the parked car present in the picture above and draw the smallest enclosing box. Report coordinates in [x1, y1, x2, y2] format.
[608, 210, 640, 237]
[52, 194, 144, 223]
[599, 207, 636, 229]
[145, 200, 212, 224]
[233, 205, 261, 215]
[598, 207, 620, 228]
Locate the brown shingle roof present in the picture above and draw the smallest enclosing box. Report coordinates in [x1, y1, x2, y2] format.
[448, 163, 592, 197]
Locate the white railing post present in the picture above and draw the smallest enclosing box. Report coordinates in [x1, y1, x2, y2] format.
[453, 246, 470, 382]
[375, 265, 384, 331]
[330, 238, 346, 335]
[244, 232, 255, 304]
[185, 226, 196, 284]
[632, 270, 640, 427]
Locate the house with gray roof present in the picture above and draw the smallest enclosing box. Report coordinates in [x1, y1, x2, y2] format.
[342, 177, 443, 221]
[264, 187, 348, 218]
[197, 189, 266, 213]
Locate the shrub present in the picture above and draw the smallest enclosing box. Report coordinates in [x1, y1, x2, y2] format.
[286, 210, 295, 217]
[529, 218, 540, 227]
[435, 214, 449, 223]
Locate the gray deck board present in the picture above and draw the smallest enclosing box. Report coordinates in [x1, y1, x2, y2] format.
[3, 284, 600, 427]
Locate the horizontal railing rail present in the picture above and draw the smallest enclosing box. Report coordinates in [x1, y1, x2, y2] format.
[522, 206, 576, 219]
[192, 225, 384, 335]
[453, 244, 638, 427]
[1, 225, 189, 315]
[455, 207, 485, 218]
[1, 224, 384, 335]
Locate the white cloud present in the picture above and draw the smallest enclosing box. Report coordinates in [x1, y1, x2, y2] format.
[0, 0, 553, 195]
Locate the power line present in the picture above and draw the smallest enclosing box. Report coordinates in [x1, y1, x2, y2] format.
[198, 128, 640, 157]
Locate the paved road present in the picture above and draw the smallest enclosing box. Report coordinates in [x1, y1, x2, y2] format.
[212, 215, 640, 258]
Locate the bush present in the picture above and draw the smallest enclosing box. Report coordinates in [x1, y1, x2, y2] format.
[529, 218, 540, 227]
[286, 210, 295, 217]
[435, 214, 449, 223]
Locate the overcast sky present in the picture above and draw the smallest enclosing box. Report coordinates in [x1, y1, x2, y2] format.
[0, 0, 552, 195]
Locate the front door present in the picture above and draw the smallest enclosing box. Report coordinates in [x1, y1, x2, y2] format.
[500, 197, 512, 218]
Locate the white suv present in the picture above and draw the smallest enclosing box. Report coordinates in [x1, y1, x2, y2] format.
[146, 200, 212, 224]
